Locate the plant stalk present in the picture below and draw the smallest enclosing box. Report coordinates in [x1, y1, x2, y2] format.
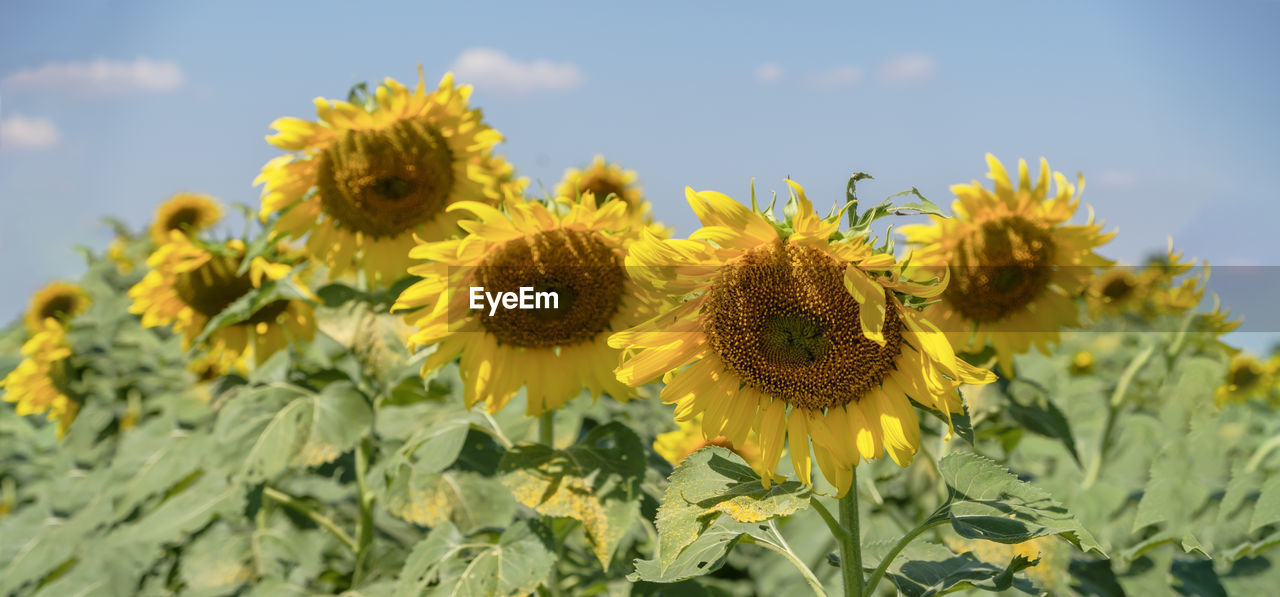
[537, 411, 560, 597]
[539, 411, 555, 447]
[352, 437, 375, 586]
[836, 467, 864, 597]
[262, 486, 357, 552]
[862, 516, 949, 596]
[1083, 344, 1154, 488]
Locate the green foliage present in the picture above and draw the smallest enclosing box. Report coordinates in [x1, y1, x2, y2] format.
[863, 541, 1039, 597]
[939, 452, 1102, 554]
[4, 184, 1279, 596]
[635, 446, 811, 583]
[498, 422, 645, 568]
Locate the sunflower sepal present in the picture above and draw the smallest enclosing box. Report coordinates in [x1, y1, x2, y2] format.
[846, 187, 946, 239]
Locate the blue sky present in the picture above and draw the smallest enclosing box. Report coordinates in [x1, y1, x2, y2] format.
[1, 0, 1277, 349]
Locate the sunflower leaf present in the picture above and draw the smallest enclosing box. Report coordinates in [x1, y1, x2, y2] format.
[394, 519, 556, 597]
[214, 381, 372, 483]
[862, 540, 1040, 597]
[189, 275, 311, 349]
[650, 446, 810, 579]
[1004, 379, 1081, 466]
[939, 452, 1103, 556]
[498, 422, 645, 569]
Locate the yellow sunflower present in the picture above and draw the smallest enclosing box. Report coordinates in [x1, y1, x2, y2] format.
[128, 233, 316, 371]
[484, 152, 529, 204]
[394, 192, 655, 416]
[610, 181, 994, 495]
[556, 156, 645, 213]
[1215, 354, 1274, 407]
[255, 70, 504, 286]
[150, 192, 223, 244]
[1, 319, 79, 436]
[654, 414, 762, 469]
[900, 155, 1113, 374]
[23, 282, 91, 333]
[1086, 268, 1144, 317]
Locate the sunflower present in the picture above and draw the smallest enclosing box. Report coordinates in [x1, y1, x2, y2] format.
[128, 233, 316, 370]
[1086, 268, 1144, 317]
[654, 414, 762, 469]
[900, 155, 1113, 374]
[610, 181, 994, 495]
[394, 192, 655, 416]
[256, 70, 504, 286]
[1215, 354, 1274, 407]
[483, 152, 529, 204]
[1, 319, 79, 435]
[556, 155, 647, 212]
[1086, 241, 1206, 319]
[23, 282, 90, 333]
[150, 192, 223, 244]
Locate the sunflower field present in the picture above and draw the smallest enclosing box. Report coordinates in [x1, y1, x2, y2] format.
[2, 70, 1279, 597]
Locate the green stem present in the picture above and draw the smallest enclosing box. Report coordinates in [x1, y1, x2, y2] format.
[810, 497, 848, 543]
[1083, 344, 1154, 488]
[836, 468, 864, 597]
[537, 411, 560, 597]
[756, 520, 828, 597]
[1246, 433, 1280, 473]
[262, 486, 357, 552]
[539, 411, 555, 447]
[352, 437, 375, 586]
[862, 515, 949, 597]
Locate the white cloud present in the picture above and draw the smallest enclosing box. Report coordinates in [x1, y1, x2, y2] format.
[1098, 170, 1139, 186]
[1, 58, 184, 96]
[808, 66, 863, 89]
[755, 62, 784, 83]
[0, 114, 60, 150]
[449, 48, 584, 94]
[878, 54, 937, 86]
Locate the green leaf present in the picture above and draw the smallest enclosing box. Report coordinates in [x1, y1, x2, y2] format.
[190, 274, 312, 348]
[395, 520, 556, 597]
[652, 446, 810, 576]
[1249, 475, 1280, 533]
[863, 541, 1039, 597]
[939, 452, 1103, 555]
[394, 521, 466, 597]
[296, 381, 373, 466]
[845, 172, 874, 226]
[179, 523, 252, 592]
[630, 519, 750, 583]
[1005, 379, 1081, 466]
[215, 381, 372, 482]
[884, 187, 946, 217]
[382, 470, 515, 533]
[499, 422, 645, 568]
[1169, 558, 1228, 597]
[1067, 558, 1125, 597]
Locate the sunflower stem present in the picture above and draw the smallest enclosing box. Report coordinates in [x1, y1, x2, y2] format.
[352, 436, 375, 587]
[755, 520, 828, 597]
[539, 411, 555, 447]
[1083, 344, 1154, 488]
[836, 468, 865, 597]
[262, 486, 357, 553]
[537, 411, 560, 597]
